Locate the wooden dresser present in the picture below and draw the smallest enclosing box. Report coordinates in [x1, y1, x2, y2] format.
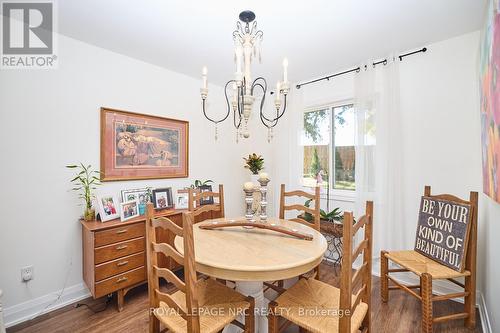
[80, 207, 221, 311]
[80, 209, 185, 311]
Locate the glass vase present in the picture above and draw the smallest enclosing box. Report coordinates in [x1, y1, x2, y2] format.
[83, 207, 96, 221]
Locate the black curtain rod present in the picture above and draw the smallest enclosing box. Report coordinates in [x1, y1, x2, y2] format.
[296, 47, 427, 89]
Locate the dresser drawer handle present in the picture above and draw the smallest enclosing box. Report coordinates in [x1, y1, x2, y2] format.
[116, 277, 128, 283]
[116, 229, 128, 234]
[116, 261, 129, 267]
[116, 245, 128, 250]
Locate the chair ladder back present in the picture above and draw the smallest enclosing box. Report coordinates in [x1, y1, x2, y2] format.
[154, 265, 186, 292]
[339, 210, 354, 333]
[146, 204, 201, 333]
[361, 201, 373, 331]
[339, 201, 373, 333]
[187, 188, 199, 212]
[279, 184, 320, 231]
[423, 186, 478, 272]
[188, 184, 225, 223]
[151, 216, 184, 236]
[146, 203, 160, 315]
[424, 185, 478, 329]
[465, 190, 478, 328]
[182, 211, 201, 333]
[155, 289, 188, 319]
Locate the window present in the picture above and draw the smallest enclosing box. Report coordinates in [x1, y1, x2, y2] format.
[302, 104, 356, 191]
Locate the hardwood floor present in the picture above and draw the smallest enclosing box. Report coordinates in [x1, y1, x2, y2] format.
[7, 263, 482, 333]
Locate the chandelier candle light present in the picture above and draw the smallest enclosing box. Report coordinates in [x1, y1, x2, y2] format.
[200, 10, 289, 142]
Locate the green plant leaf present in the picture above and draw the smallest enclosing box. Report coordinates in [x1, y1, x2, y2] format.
[70, 175, 81, 182]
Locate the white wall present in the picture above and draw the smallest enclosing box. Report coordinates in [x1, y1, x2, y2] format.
[0, 34, 274, 325]
[480, 196, 500, 332]
[398, 31, 483, 252]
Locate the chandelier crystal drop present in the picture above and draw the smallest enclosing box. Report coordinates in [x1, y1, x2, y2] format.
[200, 10, 289, 142]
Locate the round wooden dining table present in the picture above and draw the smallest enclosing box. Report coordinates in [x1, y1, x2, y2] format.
[174, 217, 328, 333]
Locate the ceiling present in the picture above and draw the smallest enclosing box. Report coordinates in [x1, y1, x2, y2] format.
[58, 0, 486, 86]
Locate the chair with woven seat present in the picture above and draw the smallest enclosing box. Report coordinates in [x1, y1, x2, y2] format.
[264, 184, 321, 295]
[268, 201, 373, 333]
[188, 184, 225, 223]
[381, 186, 478, 333]
[145, 203, 255, 333]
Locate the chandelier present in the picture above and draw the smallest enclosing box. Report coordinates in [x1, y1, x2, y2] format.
[200, 10, 289, 142]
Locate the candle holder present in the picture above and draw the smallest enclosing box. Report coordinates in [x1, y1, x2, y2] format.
[243, 188, 255, 221]
[258, 178, 270, 222]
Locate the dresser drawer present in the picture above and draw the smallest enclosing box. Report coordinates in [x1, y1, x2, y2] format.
[94, 266, 146, 298]
[94, 237, 145, 264]
[94, 222, 144, 247]
[95, 252, 145, 282]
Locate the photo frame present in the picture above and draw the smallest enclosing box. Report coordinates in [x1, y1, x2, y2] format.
[96, 194, 120, 222]
[152, 187, 174, 210]
[175, 191, 189, 209]
[198, 185, 214, 205]
[100, 107, 189, 181]
[121, 188, 149, 215]
[120, 200, 140, 222]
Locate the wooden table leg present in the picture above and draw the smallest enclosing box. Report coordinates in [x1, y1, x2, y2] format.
[117, 289, 124, 312]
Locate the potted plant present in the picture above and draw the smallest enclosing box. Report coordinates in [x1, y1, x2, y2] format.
[243, 153, 264, 175]
[66, 163, 101, 221]
[302, 199, 346, 237]
[244, 153, 265, 185]
[187, 179, 214, 189]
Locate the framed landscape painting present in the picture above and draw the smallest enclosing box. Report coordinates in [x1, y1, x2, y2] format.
[100, 108, 189, 181]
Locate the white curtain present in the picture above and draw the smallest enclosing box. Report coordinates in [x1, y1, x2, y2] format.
[272, 87, 304, 218]
[354, 56, 406, 257]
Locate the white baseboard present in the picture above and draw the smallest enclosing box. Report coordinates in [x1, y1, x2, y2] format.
[367, 256, 491, 333]
[4, 283, 91, 328]
[478, 292, 492, 333]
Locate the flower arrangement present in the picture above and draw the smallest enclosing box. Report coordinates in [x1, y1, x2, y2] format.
[243, 153, 264, 175]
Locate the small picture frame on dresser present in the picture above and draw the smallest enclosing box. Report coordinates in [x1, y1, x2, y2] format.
[120, 200, 140, 221]
[153, 187, 174, 210]
[175, 190, 189, 209]
[198, 185, 214, 205]
[96, 194, 120, 222]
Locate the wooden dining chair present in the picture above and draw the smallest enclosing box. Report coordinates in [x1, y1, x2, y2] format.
[145, 203, 255, 333]
[264, 184, 321, 295]
[188, 184, 225, 223]
[381, 186, 478, 333]
[279, 184, 321, 231]
[268, 201, 373, 333]
[282, 184, 321, 277]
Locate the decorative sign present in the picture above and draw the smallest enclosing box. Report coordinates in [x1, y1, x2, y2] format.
[414, 196, 472, 272]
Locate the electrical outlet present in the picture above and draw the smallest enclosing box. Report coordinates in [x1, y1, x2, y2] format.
[21, 266, 34, 282]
